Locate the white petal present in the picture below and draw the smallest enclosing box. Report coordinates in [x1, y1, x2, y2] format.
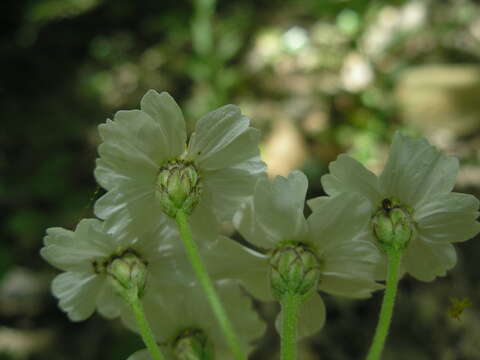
[95, 110, 169, 190]
[321, 240, 382, 280]
[379, 132, 459, 207]
[307, 193, 371, 251]
[403, 235, 457, 282]
[96, 282, 124, 319]
[188, 105, 249, 165]
[218, 281, 267, 356]
[41, 219, 115, 271]
[127, 349, 151, 360]
[196, 128, 261, 171]
[415, 192, 480, 243]
[204, 237, 272, 302]
[202, 166, 262, 223]
[321, 154, 382, 204]
[52, 272, 104, 321]
[94, 184, 164, 236]
[233, 199, 275, 249]
[140, 90, 187, 158]
[276, 294, 326, 339]
[306, 196, 329, 212]
[254, 171, 309, 244]
[318, 275, 384, 298]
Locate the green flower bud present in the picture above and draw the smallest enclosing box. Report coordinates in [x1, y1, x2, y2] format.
[107, 252, 147, 300]
[156, 161, 202, 217]
[269, 244, 321, 301]
[173, 329, 213, 360]
[372, 199, 415, 252]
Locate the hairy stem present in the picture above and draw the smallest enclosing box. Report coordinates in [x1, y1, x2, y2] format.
[280, 294, 301, 360]
[129, 296, 166, 360]
[366, 249, 402, 360]
[175, 210, 245, 360]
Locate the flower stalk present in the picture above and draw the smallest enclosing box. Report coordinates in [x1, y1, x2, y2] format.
[107, 253, 166, 360]
[175, 209, 245, 360]
[130, 296, 166, 360]
[366, 249, 402, 360]
[280, 294, 301, 360]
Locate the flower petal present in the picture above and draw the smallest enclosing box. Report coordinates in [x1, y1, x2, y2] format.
[196, 127, 262, 171]
[202, 165, 263, 223]
[188, 105, 249, 165]
[253, 171, 309, 244]
[96, 281, 124, 319]
[321, 240, 382, 281]
[318, 275, 383, 299]
[52, 271, 104, 321]
[403, 235, 457, 282]
[379, 132, 459, 207]
[204, 237, 272, 302]
[321, 154, 382, 204]
[94, 184, 165, 236]
[140, 90, 187, 158]
[306, 196, 329, 212]
[127, 349, 151, 360]
[95, 110, 169, 190]
[41, 219, 114, 271]
[307, 192, 371, 251]
[233, 198, 274, 249]
[415, 192, 480, 243]
[218, 281, 267, 355]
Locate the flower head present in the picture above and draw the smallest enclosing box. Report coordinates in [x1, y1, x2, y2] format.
[94, 90, 264, 236]
[204, 171, 382, 338]
[319, 131, 480, 281]
[41, 218, 184, 321]
[124, 280, 266, 359]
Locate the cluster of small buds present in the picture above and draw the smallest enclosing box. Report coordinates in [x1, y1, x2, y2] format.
[156, 161, 202, 217]
[372, 199, 415, 252]
[107, 251, 147, 301]
[269, 244, 321, 301]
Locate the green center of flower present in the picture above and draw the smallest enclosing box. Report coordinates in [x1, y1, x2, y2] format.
[173, 328, 213, 360]
[155, 160, 202, 218]
[372, 198, 415, 252]
[269, 243, 321, 301]
[100, 250, 148, 301]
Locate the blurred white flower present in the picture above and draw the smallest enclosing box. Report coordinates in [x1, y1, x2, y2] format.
[341, 52, 374, 92]
[283, 26, 309, 52]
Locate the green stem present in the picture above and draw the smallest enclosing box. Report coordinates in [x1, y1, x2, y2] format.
[175, 210, 245, 360]
[129, 296, 166, 360]
[280, 294, 301, 360]
[366, 249, 403, 360]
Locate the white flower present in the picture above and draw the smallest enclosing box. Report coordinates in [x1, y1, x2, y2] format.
[319, 131, 480, 281]
[204, 171, 382, 338]
[94, 90, 265, 236]
[124, 280, 266, 359]
[41, 218, 184, 321]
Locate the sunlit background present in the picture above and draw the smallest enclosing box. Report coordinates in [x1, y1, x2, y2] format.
[1, 0, 480, 359]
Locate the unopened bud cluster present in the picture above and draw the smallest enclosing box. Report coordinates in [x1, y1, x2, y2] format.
[269, 244, 321, 301]
[372, 199, 415, 252]
[156, 161, 202, 217]
[107, 251, 147, 301]
[173, 328, 213, 360]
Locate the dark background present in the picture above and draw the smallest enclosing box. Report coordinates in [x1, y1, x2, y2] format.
[1, 0, 480, 359]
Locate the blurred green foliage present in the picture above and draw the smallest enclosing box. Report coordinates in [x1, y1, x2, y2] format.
[1, 0, 480, 359]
